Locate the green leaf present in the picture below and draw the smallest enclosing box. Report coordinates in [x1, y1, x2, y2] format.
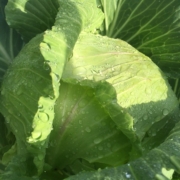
[0, 0, 104, 178]
[0, 0, 23, 83]
[99, 0, 119, 34]
[62, 32, 179, 148]
[5, 0, 59, 42]
[46, 82, 131, 172]
[64, 119, 180, 180]
[0, 155, 38, 180]
[0, 112, 15, 164]
[5, 0, 104, 42]
[101, 0, 180, 78]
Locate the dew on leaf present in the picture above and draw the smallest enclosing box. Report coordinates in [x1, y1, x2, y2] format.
[43, 62, 50, 71]
[85, 127, 91, 132]
[32, 131, 42, 139]
[38, 104, 43, 109]
[16, 87, 23, 95]
[1, 89, 5, 95]
[38, 112, 49, 122]
[149, 110, 153, 114]
[125, 172, 131, 178]
[163, 109, 169, 116]
[52, 73, 60, 82]
[151, 132, 156, 136]
[94, 138, 101, 144]
[143, 115, 148, 120]
[6, 119, 10, 123]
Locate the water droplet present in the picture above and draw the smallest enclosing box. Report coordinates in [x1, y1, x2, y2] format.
[125, 172, 131, 178]
[38, 112, 49, 122]
[151, 132, 156, 136]
[1, 89, 5, 95]
[52, 73, 60, 82]
[6, 115, 11, 123]
[85, 127, 91, 132]
[38, 104, 43, 109]
[32, 131, 41, 139]
[94, 138, 101, 144]
[16, 88, 23, 95]
[143, 115, 148, 120]
[41, 141, 46, 146]
[163, 109, 169, 116]
[149, 110, 153, 114]
[6, 119, 10, 123]
[43, 61, 50, 71]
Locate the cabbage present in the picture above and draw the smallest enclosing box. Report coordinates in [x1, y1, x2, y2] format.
[0, 0, 180, 179]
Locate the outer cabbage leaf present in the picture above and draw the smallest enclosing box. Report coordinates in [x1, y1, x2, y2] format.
[0, 0, 104, 178]
[5, 0, 59, 42]
[5, 0, 104, 42]
[64, 119, 180, 180]
[62, 32, 179, 152]
[0, 113, 15, 164]
[0, 0, 23, 83]
[101, 0, 180, 78]
[46, 82, 131, 172]
[99, 0, 119, 34]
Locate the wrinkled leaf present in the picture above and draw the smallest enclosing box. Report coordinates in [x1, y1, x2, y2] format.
[62, 32, 179, 148]
[102, 0, 180, 78]
[46, 82, 131, 171]
[0, 0, 104, 178]
[5, 0, 59, 42]
[65, 118, 180, 180]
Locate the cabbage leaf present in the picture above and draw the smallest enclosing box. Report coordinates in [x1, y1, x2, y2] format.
[0, 0, 180, 179]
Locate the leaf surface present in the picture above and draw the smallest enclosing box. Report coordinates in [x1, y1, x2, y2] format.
[0, 0, 23, 83]
[101, 0, 180, 78]
[5, 0, 59, 42]
[65, 119, 180, 180]
[62, 32, 179, 147]
[0, 0, 104, 178]
[46, 82, 131, 171]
